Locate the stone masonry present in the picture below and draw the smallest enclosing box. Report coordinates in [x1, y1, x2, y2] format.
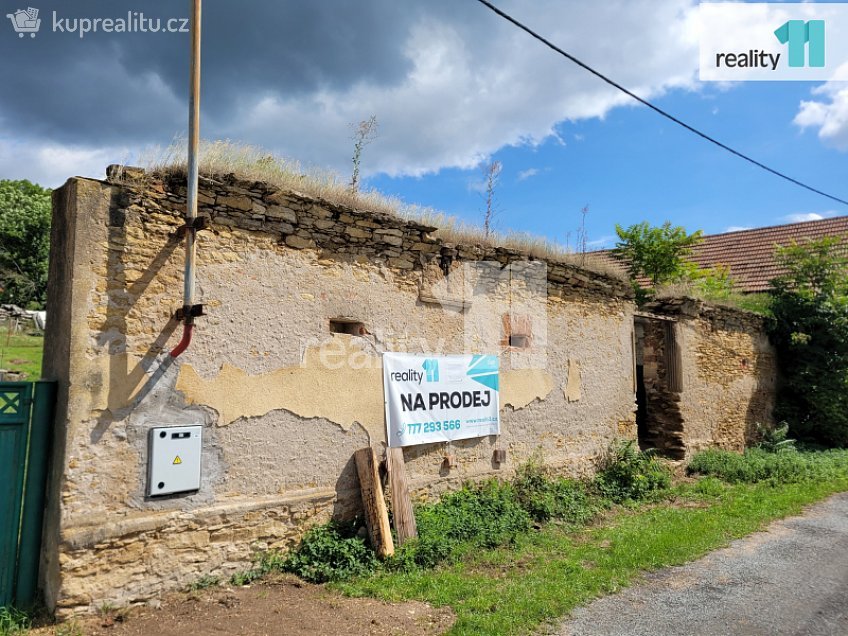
[38, 167, 775, 616]
[640, 299, 777, 455]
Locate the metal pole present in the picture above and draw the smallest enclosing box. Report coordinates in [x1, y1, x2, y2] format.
[172, 0, 201, 358]
[185, 0, 201, 309]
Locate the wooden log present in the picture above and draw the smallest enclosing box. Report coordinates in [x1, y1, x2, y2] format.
[386, 446, 418, 544]
[354, 447, 394, 558]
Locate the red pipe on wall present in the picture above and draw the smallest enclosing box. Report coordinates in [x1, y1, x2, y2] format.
[170, 323, 194, 359]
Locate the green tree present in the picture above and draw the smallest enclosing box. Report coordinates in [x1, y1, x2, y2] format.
[770, 236, 848, 447]
[0, 179, 51, 308]
[612, 221, 703, 300]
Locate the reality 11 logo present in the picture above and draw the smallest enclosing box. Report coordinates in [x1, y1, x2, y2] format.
[774, 20, 825, 68]
[422, 359, 439, 382]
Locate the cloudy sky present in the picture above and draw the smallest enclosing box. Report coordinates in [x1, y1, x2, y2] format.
[1, 0, 846, 246]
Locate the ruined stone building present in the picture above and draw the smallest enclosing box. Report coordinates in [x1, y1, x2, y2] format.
[39, 168, 775, 614]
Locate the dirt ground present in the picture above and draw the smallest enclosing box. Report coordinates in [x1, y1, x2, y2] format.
[32, 575, 454, 636]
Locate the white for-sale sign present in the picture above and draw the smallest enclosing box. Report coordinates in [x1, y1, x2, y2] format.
[383, 352, 500, 448]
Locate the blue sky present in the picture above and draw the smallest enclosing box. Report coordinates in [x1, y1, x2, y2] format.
[1, 0, 846, 249]
[369, 80, 847, 249]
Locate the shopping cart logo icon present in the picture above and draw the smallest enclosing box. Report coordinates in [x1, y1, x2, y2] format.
[6, 7, 41, 38]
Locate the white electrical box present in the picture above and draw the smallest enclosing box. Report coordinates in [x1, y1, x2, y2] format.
[148, 425, 202, 497]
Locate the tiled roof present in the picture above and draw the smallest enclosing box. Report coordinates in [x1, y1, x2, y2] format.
[691, 216, 848, 292]
[597, 216, 848, 293]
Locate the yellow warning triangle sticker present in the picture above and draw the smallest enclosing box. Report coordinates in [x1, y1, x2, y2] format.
[173, 455, 182, 465]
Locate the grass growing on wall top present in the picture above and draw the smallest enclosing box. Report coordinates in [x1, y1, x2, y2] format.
[137, 139, 626, 280]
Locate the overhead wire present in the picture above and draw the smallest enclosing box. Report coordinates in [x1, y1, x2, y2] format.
[473, 0, 848, 207]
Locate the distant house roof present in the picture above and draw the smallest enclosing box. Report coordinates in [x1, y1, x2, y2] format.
[691, 216, 848, 292]
[598, 216, 848, 293]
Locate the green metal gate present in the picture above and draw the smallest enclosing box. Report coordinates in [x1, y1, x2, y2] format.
[0, 381, 56, 608]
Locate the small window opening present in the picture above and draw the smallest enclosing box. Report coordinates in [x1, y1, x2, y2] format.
[329, 319, 367, 336]
[508, 334, 530, 348]
[502, 314, 532, 349]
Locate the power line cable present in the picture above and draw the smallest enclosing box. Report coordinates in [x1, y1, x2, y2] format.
[473, 0, 848, 208]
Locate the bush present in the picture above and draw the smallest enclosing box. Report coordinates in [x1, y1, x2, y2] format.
[396, 479, 531, 570]
[688, 448, 848, 484]
[594, 441, 671, 502]
[270, 448, 675, 583]
[281, 521, 378, 583]
[756, 422, 797, 453]
[769, 237, 848, 447]
[513, 461, 600, 524]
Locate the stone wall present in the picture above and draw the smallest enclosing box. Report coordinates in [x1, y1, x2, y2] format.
[41, 168, 640, 615]
[635, 317, 685, 458]
[638, 299, 777, 456]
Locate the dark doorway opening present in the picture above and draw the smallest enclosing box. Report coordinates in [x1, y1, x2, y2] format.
[633, 316, 685, 459]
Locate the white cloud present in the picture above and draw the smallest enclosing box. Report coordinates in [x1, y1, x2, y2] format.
[517, 168, 540, 181]
[0, 139, 129, 187]
[783, 211, 840, 223]
[225, 0, 701, 177]
[794, 82, 848, 151]
[0, 1, 703, 185]
[725, 226, 752, 232]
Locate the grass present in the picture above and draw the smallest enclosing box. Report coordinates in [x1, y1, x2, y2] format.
[188, 574, 221, 591]
[0, 324, 43, 380]
[241, 446, 848, 636]
[336, 476, 848, 635]
[134, 139, 626, 281]
[688, 447, 848, 484]
[0, 607, 30, 636]
[266, 446, 671, 585]
[654, 283, 774, 317]
[6, 449, 848, 635]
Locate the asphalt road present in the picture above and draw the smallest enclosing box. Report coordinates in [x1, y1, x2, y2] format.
[556, 492, 848, 636]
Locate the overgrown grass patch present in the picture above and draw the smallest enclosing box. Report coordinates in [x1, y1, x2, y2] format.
[688, 448, 848, 484]
[0, 328, 42, 379]
[390, 479, 532, 571]
[513, 461, 602, 525]
[269, 443, 668, 585]
[338, 477, 848, 635]
[594, 441, 671, 503]
[235, 447, 848, 635]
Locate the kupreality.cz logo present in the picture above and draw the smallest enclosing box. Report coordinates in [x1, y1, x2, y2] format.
[6, 7, 40, 37]
[700, 3, 848, 81]
[6, 6, 189, 39]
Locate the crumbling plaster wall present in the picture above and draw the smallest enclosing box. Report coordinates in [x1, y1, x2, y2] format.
[643, 299, 777, 455]
[42, 169, 637, 615]
[636, 317, 685, 458]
